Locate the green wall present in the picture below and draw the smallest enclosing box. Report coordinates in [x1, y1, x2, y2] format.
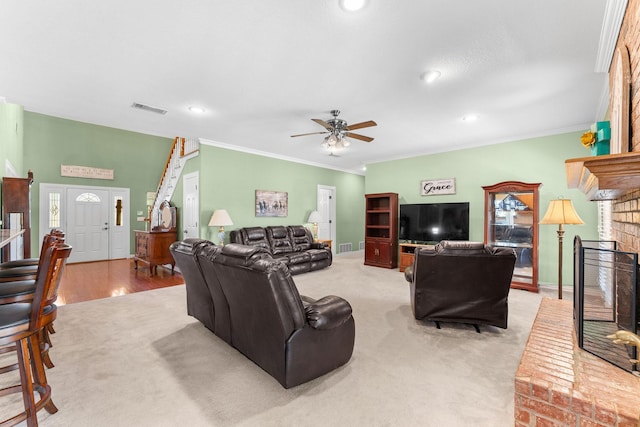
[17, 110, 602, 287]
[21, 112, 366, 252]
[23, 112, 174, 249]
[0, 103, 24, 177]
[173, 143, 366, 249]
[365, 131, 599, 285]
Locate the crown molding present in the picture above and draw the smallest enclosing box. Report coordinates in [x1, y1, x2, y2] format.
[594, 0, 628, 73]
[198, 138, 365, 176]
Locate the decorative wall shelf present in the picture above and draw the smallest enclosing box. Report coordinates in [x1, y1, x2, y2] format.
[565, 152, 640, 200]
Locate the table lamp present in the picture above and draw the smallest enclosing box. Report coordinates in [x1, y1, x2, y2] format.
[307, 210, 321, 241]
[208, 209, 233, 246]
[540, 198, 583, 299]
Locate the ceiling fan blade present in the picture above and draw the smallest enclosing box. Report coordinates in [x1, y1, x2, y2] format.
[290, 131, 329, 138]
[311, 118, 334, 131]
[345, 132, 374, 142]
[345, 120, 377, 131]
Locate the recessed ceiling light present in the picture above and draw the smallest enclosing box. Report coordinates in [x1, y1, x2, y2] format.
[420, 70, 441, 84]
[188, 106, 205, 114]
[462, 114, 479, 122]
[339, 0, 367, 12]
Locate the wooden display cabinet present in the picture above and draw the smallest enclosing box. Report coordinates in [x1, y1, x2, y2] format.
[364, 193, 398, 269]
[1, 171, 33, 262]
[482, 181, 541, 292]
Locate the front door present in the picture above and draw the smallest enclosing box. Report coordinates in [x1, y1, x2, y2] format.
[66, 188, 110, 263]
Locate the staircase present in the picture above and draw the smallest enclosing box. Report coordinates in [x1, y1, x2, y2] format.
[150, 137, 199, 227]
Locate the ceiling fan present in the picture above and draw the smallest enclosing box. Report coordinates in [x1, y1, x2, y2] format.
[291, 110, 377, 153]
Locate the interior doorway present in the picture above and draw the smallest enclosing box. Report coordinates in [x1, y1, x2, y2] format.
[317, 185, 336, 254]
[182, 172, 200, 239]
[39, 183, 130, 263]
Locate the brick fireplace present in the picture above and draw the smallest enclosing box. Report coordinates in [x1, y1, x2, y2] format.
[514, 298, 640, 426]
[515, 1, 640, 423]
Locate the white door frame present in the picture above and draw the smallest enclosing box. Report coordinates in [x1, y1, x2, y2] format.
[317, 185, 336, 254]
[39, 183, 130, 261]
[182, 171, 200, 239]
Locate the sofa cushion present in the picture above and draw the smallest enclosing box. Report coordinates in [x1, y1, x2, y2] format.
[288, 225, 312, 251]
[285, 251, 311, 265]
[307, 249, 330, 262]
[267, 226, 293, 255]
[240, 227, 271, 251]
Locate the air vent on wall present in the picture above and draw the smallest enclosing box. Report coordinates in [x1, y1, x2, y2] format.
[131, 102, 168, 115]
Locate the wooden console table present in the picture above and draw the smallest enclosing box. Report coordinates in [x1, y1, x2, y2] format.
[317, 239, 332, 250]
[133, 230, 177, 276]
[399, 243, 435, 272]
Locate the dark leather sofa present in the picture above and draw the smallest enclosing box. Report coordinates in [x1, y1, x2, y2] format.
[170, 239, 355, 388]
[229, 225, 332, 274]
[404, 240, 516, 331]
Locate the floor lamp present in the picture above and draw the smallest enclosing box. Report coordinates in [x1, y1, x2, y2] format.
[208, 209, 233, 246]
[540, 199, 583, 299]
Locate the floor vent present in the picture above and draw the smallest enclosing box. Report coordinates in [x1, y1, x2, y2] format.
[338, 243, 352, 253]
[359, 241, 365, 250]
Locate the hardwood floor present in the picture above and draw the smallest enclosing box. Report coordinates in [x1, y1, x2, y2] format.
[57, 258, 185, 306]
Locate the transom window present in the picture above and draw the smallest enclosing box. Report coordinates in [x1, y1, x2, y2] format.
[75, 192, 101, 203]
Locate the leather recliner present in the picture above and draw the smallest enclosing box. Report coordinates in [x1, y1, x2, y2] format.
[170, 240, 354, 388]
[229, 225, 331, 274]
[404, 240, 516, 330]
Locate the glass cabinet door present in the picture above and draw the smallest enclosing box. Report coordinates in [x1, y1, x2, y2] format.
[482, 181, 540, 292]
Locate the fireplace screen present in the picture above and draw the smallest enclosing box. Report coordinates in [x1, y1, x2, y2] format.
[574, 236, 639, 374]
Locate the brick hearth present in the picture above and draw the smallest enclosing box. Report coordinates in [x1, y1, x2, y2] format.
[515, 298, 640, 426]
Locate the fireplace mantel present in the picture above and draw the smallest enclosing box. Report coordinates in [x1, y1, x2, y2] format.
[565, 152, 640, 200]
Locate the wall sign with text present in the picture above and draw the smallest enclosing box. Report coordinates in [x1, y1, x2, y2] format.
[61, 165, 114, 180]
[420, 178, 456, 196]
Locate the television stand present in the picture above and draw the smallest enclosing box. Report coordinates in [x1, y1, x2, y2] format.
[399, 243, 435, 272]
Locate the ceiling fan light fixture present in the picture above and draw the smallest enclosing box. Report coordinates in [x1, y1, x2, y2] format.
[188, 106, 206, 114]
[339, 0, 367, 12]
[421, 70, 441, 84]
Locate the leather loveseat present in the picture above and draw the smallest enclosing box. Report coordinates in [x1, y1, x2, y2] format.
[169, 239, 355, 388]
[404, 240, 516, 331]
[229, 225, 332, 274]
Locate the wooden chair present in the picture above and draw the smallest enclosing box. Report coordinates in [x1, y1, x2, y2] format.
[0, 234, 66, 369]
[0, 242, 71, 426]
[0, 231, 65, 284]
[0, 229, 65, 271]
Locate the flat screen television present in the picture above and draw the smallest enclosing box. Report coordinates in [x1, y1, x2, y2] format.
[399, 202, 470, 243]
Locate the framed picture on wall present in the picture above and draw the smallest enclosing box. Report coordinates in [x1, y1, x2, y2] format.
[255, 190, 288, 217]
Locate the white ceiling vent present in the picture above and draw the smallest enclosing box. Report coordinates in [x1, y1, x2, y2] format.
[131, 102, 168, 115]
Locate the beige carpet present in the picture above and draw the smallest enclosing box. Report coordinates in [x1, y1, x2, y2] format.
[4, 251, 552, 427]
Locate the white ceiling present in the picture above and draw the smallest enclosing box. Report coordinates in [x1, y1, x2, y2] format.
[0, 0, 614, 174]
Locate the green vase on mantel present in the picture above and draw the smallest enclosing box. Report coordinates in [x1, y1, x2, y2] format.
[590, 141, 610, 156]
[590, 121, 610, 156]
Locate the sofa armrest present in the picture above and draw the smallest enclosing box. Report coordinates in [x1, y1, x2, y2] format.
[310, 242, 328, 250]
[404, 265, 414, 283]
[304, 295, 352, 330]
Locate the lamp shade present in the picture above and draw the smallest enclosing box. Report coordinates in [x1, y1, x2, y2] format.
[208, 209, 233, 227]
[540, 199, 584, 225]
[308, 210, 322, 223]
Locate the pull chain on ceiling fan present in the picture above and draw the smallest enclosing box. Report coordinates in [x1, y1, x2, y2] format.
[291, 109, 377, 153]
